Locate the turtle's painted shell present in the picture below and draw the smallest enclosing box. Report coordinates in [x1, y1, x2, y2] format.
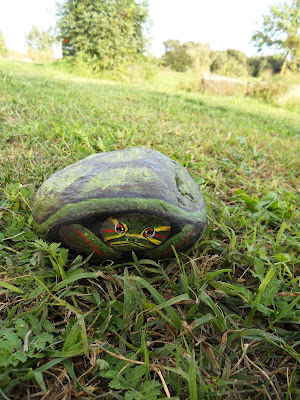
[32, 147, 207, 261]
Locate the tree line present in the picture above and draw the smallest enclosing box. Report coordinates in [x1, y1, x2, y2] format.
[162, 0, 299, 77]
[161, 40, 289, 78]
[0, 0, 299, 76]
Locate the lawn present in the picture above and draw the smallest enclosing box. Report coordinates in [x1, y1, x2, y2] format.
[0, 60, 299, 399]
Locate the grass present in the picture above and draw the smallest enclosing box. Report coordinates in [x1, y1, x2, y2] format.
[0, 59, 299, 399]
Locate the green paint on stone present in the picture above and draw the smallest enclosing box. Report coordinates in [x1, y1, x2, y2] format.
[32, 147, 207, 261]
[34, 197, 206, 237]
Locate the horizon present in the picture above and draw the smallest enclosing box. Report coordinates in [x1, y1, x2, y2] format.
[0, 0, 277, 59]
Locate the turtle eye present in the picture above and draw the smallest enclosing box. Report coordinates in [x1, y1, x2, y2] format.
[115, 222, 126, 234]
[143, 228, 155, 238]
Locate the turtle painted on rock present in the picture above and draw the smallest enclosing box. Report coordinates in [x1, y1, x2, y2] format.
[32, 147, 207, 261]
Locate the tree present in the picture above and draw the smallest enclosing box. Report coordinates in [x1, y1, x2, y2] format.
[184, 41, 210, 73]
[162, 40, 210, 73]
[247, 55, 285, 77]
[25, 26, 55, 61]
[162, 40, 192, 72]
[210, 49, 248, 77]
[57, 0, 149, 70]
[251, 0, 300, 73]
[25, 26, 55, 51]
[0, 30, 8, 56]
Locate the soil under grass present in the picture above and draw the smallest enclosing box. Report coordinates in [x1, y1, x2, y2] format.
[0, 60, 299, 399]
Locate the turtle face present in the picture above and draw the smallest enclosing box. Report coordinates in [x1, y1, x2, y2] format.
[100, 213, 171, 251]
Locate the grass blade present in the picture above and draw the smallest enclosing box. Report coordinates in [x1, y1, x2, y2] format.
[53, 271, 100, 291]
[248, 267, 276, 320]
[188, 351, 198, 400]
[122, 275, 188, 330]
[0, 281, 23, 294]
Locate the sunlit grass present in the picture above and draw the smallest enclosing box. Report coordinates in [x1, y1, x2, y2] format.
[0, 60, 299, 399]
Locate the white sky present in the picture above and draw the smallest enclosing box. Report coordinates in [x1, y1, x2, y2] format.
[0, 0, 274, 58]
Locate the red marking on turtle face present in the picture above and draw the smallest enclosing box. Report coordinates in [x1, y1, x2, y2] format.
[154, 233, 166, 239]
[75, 229, 104, 257]
[100, 229, 115, 233]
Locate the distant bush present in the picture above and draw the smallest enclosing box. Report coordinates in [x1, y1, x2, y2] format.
[162, 40, 210, 73]
[54, 54, 158, 82]
[161, 40, 192, 72]
[53, 54, 96, 77]
[247, 79, 289, 102]
[247, 55, 285, 77]
[106, 56, 159, 82]
[161, 40, 297, 80]
[210, 49, 248, 77]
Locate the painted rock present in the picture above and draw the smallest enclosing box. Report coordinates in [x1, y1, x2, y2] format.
[32, 148, 207, 261]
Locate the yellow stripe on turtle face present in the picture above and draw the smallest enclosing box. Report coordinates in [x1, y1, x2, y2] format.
[104, 232, 145, 242]
[103, 234, 125, 241]
[155, 226, 171, 232]
[147, 237, 162, 246]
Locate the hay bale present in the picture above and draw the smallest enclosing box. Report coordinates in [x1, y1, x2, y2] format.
[202, 73, 247, 96]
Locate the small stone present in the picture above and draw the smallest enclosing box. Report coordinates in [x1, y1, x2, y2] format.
[32, 148, 207, 261]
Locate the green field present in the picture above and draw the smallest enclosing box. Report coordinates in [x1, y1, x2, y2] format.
[0, 60, 299, 399]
